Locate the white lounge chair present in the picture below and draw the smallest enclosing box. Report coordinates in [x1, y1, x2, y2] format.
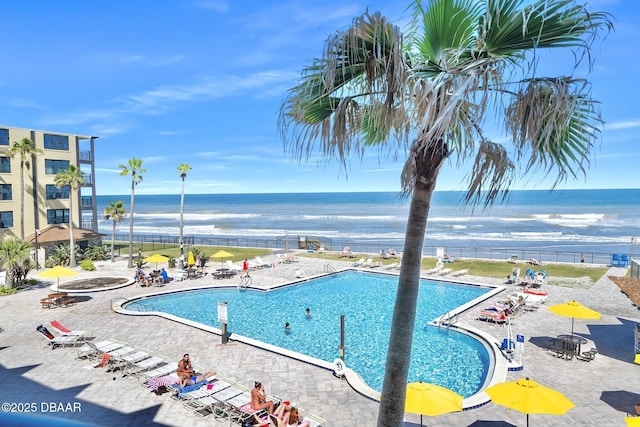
[352, 258, 365, 267]
[450, 269, 468, 277]
[226, 260, 242, 271]
[424, 267, 441, 275]
[50, 320, 87, 339]
[36, 325, 81, 350]
[384, 262, 398, 270]
[254, 256, 271, 268]
[437, 268, 452, 276]
[295, 268, 305, 278]
[362, 258, 374, 267]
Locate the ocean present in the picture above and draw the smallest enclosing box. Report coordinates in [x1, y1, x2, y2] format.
[94, 189, 640, 262]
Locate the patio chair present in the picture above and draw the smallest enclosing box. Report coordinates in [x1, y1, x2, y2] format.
[352, 258, 365, 267]
[450, 269, 469, 277]
[577, 347, 598, 362]
[36, 324, 81, 349]
[50, 320, 87, 339]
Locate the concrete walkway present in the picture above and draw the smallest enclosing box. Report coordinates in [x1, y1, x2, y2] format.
[0, 255, 639, 426]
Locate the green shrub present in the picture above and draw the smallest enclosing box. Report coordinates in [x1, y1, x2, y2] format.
[0, 286, 16, 295]
[168, 257, 176, 268]
[80, 259, 95, 271]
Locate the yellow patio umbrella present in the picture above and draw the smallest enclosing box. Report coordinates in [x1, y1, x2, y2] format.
[485, 377, 575, 427]
[547, 300, 601, 336]
[210, 249, 234, 268]
[626, 417, 640, 426]
[635, 354, 640, 365]
[187, 251, 195, 267]
[38, 265, 78, 288]
[405, 381, 463, 426]
[143, 254, 170, 269]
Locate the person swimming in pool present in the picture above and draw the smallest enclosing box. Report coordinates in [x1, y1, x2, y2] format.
[305, 308, 311, 318]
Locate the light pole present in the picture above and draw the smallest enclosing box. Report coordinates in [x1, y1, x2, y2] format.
[34, 229, 40, 270]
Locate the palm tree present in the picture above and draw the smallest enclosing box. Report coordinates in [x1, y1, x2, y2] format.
[278, 1, 612, 425]
[54, 165, 85, 267]
[103, 200, 127, 262]
[119, 158, 146, 268]
[8, 137, 43, 240]
[0, 237, 33, 288]
[177, 163, 192, 269]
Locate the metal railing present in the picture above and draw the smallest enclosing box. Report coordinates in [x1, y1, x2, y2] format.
[103, 232, 637, 266]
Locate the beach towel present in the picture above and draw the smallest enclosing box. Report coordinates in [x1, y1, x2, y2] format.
[174, 379, 208, 399]
[146, 373, 180, 392]
[101, 353, 112, 368]
[51, 320, 71, 333]
[36, 324, 54, 340]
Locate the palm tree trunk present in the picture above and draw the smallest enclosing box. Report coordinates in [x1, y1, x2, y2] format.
[19, 163, 25, 240]
[377, 144, 447, 427]
[127, 180, 135, 268]
[68, 193, 76, 267]
[179, 176, 185, 269]
[111, 221, 116, 262]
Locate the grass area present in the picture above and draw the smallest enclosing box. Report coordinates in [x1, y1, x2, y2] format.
[112, 241, 271, 264]
[301, 252, 609, 282]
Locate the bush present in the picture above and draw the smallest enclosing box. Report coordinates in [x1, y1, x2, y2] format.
[84, 243, 110, 261]
[80, 259, 95, 271]
[0, 286, 17, 295]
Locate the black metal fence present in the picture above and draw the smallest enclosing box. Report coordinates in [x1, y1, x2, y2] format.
[105, 232, 637, 266]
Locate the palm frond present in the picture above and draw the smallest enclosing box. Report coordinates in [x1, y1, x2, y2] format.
[505, 77, 600, 185]
[464, 139, 515, 206]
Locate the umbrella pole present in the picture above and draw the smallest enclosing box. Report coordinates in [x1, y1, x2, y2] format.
[420, 414, 423, 427]
[571, 317, 575, 336]
[527, 413, 529, 427]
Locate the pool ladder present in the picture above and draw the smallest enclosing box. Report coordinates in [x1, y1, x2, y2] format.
[238, 275, 252, 289]
[437, 311, 458, 329]
[324, 263, 336, 273]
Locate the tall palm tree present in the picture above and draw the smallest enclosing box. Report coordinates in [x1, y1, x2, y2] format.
[177, 163, 192, 268]
[119, 158, 146, 268]
[278, 1, 612, 425]
[8, 137, 43, 240]
[103, 200, 127, 262]
[54, 165, 85, 267]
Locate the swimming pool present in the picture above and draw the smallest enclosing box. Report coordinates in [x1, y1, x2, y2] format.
[123, 270, 493, 397]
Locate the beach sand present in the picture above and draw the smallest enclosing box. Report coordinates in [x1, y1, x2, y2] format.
[0, 253, 639, 426]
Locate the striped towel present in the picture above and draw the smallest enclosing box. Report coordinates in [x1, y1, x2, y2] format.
[146, 373, 180, 392]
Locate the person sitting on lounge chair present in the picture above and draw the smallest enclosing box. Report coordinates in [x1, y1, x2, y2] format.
[177, 353, 195, 378]
[179, 370, 216, 387]
[272, 404, 310, 427]
[251, 381, 274, 414]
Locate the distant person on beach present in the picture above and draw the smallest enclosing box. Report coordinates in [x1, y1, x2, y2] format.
[580, 254, 585, 263]
[389, 248, 397, 257]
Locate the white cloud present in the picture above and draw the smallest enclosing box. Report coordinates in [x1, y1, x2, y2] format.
[605, 120, 640, 130]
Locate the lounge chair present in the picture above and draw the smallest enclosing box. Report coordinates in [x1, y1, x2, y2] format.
[507, 268, 520, 284]
[145, 373, 180, 393]
[174, 269, 186, 282]
[295, 268, 305, 278]
[478, 307, 507, 324]
[339, 247, 353, 258]
[226, 260, 242, 271]
[50, 320, 87, 339]
[361, 258, 374, 267]
[450, 269, 468, 277]
[508, 255, 518, 263]
[352, 258, 365, 267]
[254, 256, 271, 268]
[125, 355, 165, 377]
[36, 324, 81, 349]
[138, 363, 177, 382]
[384, 262, 399, 270]
[424, 266, 441, 275]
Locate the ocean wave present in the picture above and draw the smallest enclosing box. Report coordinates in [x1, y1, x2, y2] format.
[301, 214, 399, 221]
[134, 212, 262, 221]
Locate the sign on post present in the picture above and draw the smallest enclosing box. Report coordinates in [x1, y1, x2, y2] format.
[516, 334, 525, 353]
[218, 302, 228, 344]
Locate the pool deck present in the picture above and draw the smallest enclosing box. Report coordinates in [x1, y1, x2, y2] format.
[1, 254, 639, 426]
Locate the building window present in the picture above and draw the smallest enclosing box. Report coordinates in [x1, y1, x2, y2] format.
[0, 157, 10, 173]
[0, 184, 11, 201]
[0, 129, 8, 146]
[44, 134, 69, 150]
[47, 209, 69, 224]
[0, 211, 13, 228]
[45, 159, 70, 174]
[46, 184, 69, 199]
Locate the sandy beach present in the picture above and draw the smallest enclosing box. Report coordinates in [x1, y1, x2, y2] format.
[1, 253, 639, 426]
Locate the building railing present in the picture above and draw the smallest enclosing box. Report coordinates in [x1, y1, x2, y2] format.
[79, 150, 92, 162]
[81, 196, 92, 208]
[101, 232, 637, 266]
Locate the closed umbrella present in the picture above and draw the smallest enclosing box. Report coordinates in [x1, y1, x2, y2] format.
[38, 265, 78, 289]
[547, 300, 601, 336]
[187, 251, 195, 267]
[405, 381, 463, 426]
[485, 377, 574, 426]
[143, 254, 170, 270]
[210, 250, 234, 268]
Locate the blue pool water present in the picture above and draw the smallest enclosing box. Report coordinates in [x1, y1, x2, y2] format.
[124, 271, 492, 397]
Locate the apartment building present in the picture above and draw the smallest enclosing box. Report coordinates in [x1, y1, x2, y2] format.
[0, 126, 100, 263]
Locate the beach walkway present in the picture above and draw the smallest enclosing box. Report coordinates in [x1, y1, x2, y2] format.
[0, 254, 639, 426]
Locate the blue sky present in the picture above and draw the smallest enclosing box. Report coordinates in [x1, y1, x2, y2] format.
[1, 0, 638, 195]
